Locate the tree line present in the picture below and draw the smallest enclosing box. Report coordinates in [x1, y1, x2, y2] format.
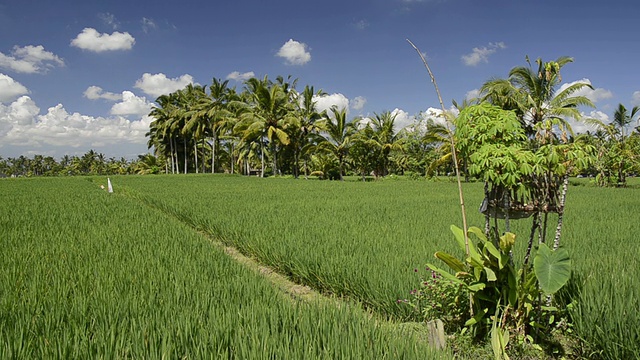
[3, 57, 639, 185]
[0, 151, 161, 177]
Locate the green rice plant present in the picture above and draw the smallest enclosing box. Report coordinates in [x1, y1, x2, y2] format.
[0, 177, 450, 359]
[116, 175, 640, 359]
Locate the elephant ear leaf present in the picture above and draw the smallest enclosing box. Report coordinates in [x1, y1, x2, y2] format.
[534, 243, 571, 294]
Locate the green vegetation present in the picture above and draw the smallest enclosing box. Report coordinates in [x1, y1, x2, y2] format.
[3, 54, 640, 359]
[113, 174, 640, 359]
[0, 177, 449, 359]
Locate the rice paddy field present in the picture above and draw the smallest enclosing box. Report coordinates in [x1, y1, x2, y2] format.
[2, 174, 640, 359]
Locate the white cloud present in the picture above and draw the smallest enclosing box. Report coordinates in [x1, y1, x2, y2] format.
[567, 110, 609, 134]
[98, 12, 119, 30]
[391, 108, 414, 130]
[0, 96, 152, 151]
[83, 85, 122, 101]
[461, 42, 506, 66]
[110, 91, 154, 116]
[70, 28, 135, 52]
[557, 78, 613, 103]
[633, 91, 640, 106]
[419, 106, 458, 126]
[0, 45, 64, 74]
[0, 73, 29, 102]
[351, 96, 367, 110]
[227, 71, 255, 81]
[276, 39, 311, 65]
[465, 89, 480, 101]
[313, 93, 349, 114]
[142, 17, 157, 33]
[0, 96, 40, 137]
[134, 73, 194, 98]
[354, 20, 369, 30]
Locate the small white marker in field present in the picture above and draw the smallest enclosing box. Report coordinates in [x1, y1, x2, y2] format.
[107, 178, 113, 193]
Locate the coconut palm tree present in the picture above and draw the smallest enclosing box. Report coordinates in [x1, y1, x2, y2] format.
[289, 85, 326, 178]
[481, 56, 594, 138]
[316, 106, 355, 181]
[192, 78, 234, 173]
[237, 76, 294, 176]
[612, 103, 640, 185]
[369, 111, 403, 177]
[149, 92, 182, 174]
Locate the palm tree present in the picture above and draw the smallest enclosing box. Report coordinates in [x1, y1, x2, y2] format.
[612, 104, 640, 185]
[481, 56, 594, 138]
[289, 85, 326, 178]
[149, 92, 182, 174]
[237, 76, 294, 176]
[585, 103, 640, 186]
[316, 106, 355, 181]
[369, 111, 403, 177]
[481, 57, 596, 252]
[180, 84, 208, 174]
[193, 78, 233, 173]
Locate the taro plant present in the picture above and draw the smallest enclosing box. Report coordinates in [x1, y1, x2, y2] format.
[427, 225, 572, 359]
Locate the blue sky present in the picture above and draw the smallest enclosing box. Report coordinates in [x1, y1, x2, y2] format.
[1, 0, 638, 159]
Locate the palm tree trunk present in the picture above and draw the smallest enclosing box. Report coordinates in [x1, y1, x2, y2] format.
[271, 142, 277, 176]
[230, 143, 235, 174]
[194, 139, 199, 174]
[169, 137, 175, 174]
[260, 139, 265, 178]
[211, 136, 216, 174]
[184, 140, 187, 174]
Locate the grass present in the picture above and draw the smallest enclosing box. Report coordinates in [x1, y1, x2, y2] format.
[117, 174, 640, 359]
[3, 174, 639, 359]
[0, 177, 448, 359]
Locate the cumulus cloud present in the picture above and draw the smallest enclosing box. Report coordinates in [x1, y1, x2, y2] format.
[0, 45, 64, 74]
[277, 39, 311, 65]
[0, 95, 152, 152]
[141, 17, 157, 33]
[312, 93, 349, 114]
[391, 108, 415, 130]
[566, 110, 610, 134]
[70, 28, 135, 52]
[0, 74, 30, 102]
[461, 42, 506, 66]
[557, 78, 613, 103]
[83, 85, 122, 101]
[110, 91, 154, 116]
[134, 73, 194, 98]
[351, 96, 367, 110]
[227, 71, 255, 81]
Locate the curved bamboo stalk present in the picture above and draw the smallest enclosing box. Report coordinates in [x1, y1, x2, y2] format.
[407, 38, 470, 255]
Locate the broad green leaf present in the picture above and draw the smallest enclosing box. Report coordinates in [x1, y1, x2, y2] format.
[500, 232, 516, 252]
[464, 308, 488, 327]
[467, 282, 486, 292]
[450, 225, 467, 253]
[427, 264, 465, 285]
[435, 251, 466, 273]
[534, 243, 572, 294]
[484, 266, 497, 281]
[467, 226, 487, 242]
